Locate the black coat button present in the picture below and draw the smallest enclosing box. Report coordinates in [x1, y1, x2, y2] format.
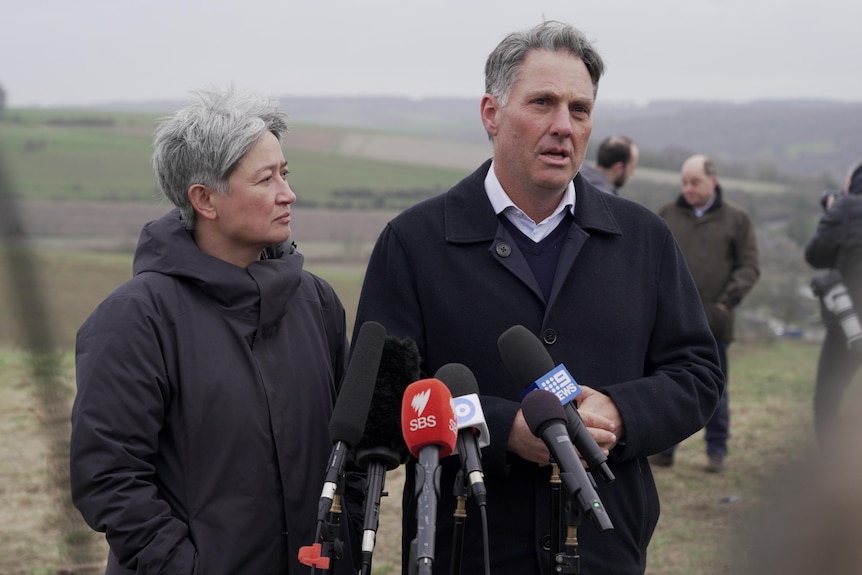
[543, 329, 557, 345]
[496, 242, 512, 257]
[540, 534, 551, 551]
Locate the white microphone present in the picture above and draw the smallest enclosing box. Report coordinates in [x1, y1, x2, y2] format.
[434, 363, 489, 506]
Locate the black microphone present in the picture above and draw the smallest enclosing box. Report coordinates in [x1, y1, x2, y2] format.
[301, 321, 387, 571]
[434, 363, 489, 507]
[521, 389, 614, 532]
[354, 335, 420, 575]
[497, 324, 615, 483]
[319, 321, 387, 523]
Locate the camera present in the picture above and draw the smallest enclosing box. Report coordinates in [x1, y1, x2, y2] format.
[820, 189, 843, 211]
[811, 270, 862, 352]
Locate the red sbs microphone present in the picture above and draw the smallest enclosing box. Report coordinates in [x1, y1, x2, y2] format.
[401, 378, 457, 458]
[401, 378, 457, 575]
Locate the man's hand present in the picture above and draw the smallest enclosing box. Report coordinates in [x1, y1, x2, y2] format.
[507, 409, 551, 466]
[575, 385, 623, 454]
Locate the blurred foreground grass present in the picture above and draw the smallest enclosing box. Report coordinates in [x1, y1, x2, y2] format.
[0, 339, 825, 574]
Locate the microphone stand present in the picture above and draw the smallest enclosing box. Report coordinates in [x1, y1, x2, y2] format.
[411, 450, 441, 575]
[302, 489, 345, 575]
[356, 446, 402, 575]
[449, 470, 469, 575]
[556, 497, 582, 575]
[407, 538, 418, 575]
[549, 462, 562, 575]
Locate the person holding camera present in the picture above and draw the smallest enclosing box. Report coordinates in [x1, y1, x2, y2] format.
[805, 159, 862, 445]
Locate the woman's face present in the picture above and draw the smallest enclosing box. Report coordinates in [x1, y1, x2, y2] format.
[205, 132, 296, 266]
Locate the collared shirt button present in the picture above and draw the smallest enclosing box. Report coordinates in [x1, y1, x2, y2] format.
[496, 242, 512, 257]
[543, 329, 557, 345]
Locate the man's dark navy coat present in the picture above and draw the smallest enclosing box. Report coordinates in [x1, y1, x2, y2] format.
[355, 160, 723, 575]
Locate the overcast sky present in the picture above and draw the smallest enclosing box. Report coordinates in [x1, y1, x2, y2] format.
[4, 0, 862, 108]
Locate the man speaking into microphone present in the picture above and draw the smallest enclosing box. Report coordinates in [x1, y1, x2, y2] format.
[354, 20, 723, 575]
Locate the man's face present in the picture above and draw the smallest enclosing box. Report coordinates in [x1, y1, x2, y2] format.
[481, 49, 595, 207]
[680, 159, 717, 210]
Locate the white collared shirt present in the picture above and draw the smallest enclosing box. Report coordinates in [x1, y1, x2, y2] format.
[694, 195, 716, 217]
[484, 161, 576, 242]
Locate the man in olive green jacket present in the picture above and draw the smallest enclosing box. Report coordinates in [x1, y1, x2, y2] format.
[653, 154, 760, 472]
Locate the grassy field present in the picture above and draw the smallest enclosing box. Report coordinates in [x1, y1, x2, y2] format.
[0, 336, 827, 574]
[0, 243, 830, 574]
[0, 240, 374, 351]
[0, 107, 839, 574]
[0, 218, 833, 575]
[0, 109, 471, 209]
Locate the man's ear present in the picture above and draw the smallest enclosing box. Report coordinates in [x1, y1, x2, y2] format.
[188, 184, 218, 221]
[480, 94, 501, 137]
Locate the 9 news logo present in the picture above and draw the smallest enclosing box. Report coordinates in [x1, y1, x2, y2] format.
[536, 365, 582, 403]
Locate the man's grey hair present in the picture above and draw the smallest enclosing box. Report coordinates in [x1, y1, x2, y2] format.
[485, 20, 605, 106]
[151, 86, 289, 229]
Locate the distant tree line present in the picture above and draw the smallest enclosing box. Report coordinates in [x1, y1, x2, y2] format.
[297, 186, 443, 210]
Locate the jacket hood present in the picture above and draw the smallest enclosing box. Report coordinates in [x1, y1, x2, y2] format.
[132, 209, 304, 327]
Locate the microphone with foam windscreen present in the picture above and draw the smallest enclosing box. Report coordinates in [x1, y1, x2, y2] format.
[521, 389, 614, 532]
[353, 335, 420, 575]
[498, 324, 615, 483]
[299, 321, 386, 571]
[401, 378, 458, 575]
[434, 363, 489, 507]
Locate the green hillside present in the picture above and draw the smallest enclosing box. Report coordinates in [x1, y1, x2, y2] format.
[0, 109, 470, 209]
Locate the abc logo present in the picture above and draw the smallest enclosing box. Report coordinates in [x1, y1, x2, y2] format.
[453, 397, 475, 423]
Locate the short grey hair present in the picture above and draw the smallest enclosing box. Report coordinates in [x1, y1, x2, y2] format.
[485, 20, 605, 106]
[151, 86, 289, 229]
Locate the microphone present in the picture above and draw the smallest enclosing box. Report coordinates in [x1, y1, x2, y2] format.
[401, 378, 458, 575]
[521, 389, 614, 532]
[301, 321, 386, 571]
[497, 324, 615, 483]
[434, 363, 489, 507]
[320, 320, 387, 521]
[353, 335, 420, 575]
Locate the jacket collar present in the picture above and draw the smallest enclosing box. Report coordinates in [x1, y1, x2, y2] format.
[675, 183, 725, 214]
[133, 209, 303, 329]
[443, 159, 622, 243]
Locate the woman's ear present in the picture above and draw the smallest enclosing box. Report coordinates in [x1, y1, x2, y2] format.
[188, 184, 218, 221]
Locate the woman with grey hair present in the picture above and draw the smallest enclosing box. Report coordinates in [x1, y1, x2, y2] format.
[70, 87, 363, 574]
